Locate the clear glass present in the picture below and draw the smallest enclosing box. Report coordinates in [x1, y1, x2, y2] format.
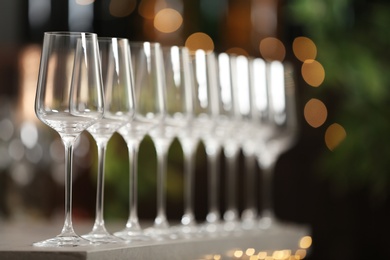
[250, 60, 298, 230]
[220, 54, 251, 232]
[190, 50, 224, 235]
[34, 32, 104, 247]
[114, 42, 164, 241]
[82, 37, 135, 243]
[242, 57, 267, 230]
[155, 46, 197, 237]
[143, 46, 195, 239]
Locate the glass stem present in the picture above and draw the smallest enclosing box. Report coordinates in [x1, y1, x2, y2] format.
[223, 144, 240, 222]
[61, 138, 76, 236]
[243, 153, 257, 218]
[92, 141, 108, 232]
[154, 141, 170, 229]
[260, 161, 276, 219]
[181, 140, 197, 226]
[205, 141, 221, 224]
[125, 140, 141, 230]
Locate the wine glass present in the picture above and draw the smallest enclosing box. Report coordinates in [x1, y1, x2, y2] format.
[81, 37, 135, 243]
[34, 32, 104, 247]
[114, 42, 165, 241]
[251, 60, 298, 230]
[220, 54, 252, 233]
[240, 57, 267, 230]
[190, 50, 223, 235]
[144, 46, 194, 239]
[156, 46, 197, 237]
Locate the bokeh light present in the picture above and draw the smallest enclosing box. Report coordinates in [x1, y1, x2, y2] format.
[245, 248, 256, 256]
[154, 8, 183, 33]
[185, 32, 214, 53]
[235, 250, 244, 258]
[295, 249, 307, 259]
[293, 37, 317, 62]
[304, 98, 328, 128]
[109, 0, 136, 17]
[299, 236, 312, 249]
[325, 123, 347, 151]
[258, 251, 267, 259]
[19, 45, 41, 122]
[259, 37, 286, 61]
[301, 59, 325, 87]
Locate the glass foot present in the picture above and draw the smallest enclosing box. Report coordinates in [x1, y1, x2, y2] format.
[114, 228, 151, 242]
[258, 216, 273, 230]
[143, 226, 178, 240]
[171, 223, 200, 239]
[199, 222, 228, 237]
[82, 230, 124, 244]
[33, 233, 92, 247]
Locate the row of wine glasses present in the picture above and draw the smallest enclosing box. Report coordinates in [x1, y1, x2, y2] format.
[33, 32, 297, 247]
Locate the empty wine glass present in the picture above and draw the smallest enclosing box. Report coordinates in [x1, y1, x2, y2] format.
[241, 57, 267, 230]
[145, 46, 194, 239]
[190, 50, 223, 235]
[220, 54, 252, 232]
[34, 32, 104, 247]
[82, 37, 135, 243]
[157, 46, 197, 237]
[114, 42, 165, 242]
[252, 60, 298, 230]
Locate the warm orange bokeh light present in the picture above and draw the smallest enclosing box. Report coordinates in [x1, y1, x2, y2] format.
[301, 59, 325, 87]
[185, 32, 214, 53]
[19, 45, 41, 122]
[295, 249, 307, 259]
[325, 123, 347, 151]
[245, 248, 256, 256]
[299, 236, 313, 249]
[233, 250, 244, 258]
[259, 37, 286, 61]
[293, 37, 317, 62]
[154, 8, 183, 33]
[304, 98, 327, 128]
[109, 0, 136, 17]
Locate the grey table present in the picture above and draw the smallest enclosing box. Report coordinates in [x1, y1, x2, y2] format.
[0, 220, 310, 260]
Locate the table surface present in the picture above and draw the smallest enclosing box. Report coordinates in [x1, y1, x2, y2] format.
[0, 220, 310, 260]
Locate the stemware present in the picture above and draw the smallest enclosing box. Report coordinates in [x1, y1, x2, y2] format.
[82, 37, 135, 243]
[145, 46, 193, 239]
[241, 57, 267, 230]
[190, 50, 223, 234]
[252, 60, 298, 230]
[158, 46, 197, 237]
[34, 32, 104, 247]
[220, 54, 252, 232]
[114, 42, 165, 241]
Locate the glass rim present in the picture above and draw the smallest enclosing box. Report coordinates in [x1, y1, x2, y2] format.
[128, 41, 161, 47]
[98, 37, 129, 43]
[44, 31, 97, 38]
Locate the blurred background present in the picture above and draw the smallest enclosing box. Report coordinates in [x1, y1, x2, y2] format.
[0, 0, 390, 259]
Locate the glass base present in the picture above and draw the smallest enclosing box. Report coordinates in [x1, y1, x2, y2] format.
[113, 228, 151, 242]
[199, 222, 228, 237]
[241, 218, 258, 231]
[143, 226, 178, 240]
[258, 216, 273, 230]
[33, 234, 92, 247]
[82, 230, 125, 244]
